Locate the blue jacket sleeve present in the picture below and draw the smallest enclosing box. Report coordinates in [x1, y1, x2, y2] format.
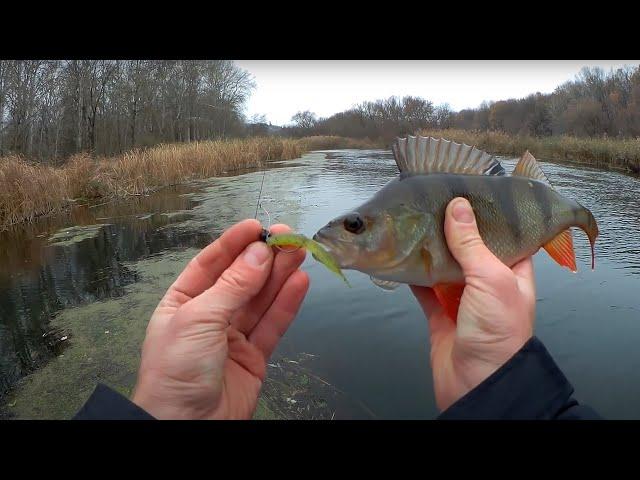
[438, 336, 601, 420]
[73, 383, 155, 420]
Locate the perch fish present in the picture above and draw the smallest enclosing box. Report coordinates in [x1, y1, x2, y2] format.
[313, 135, 599, 321]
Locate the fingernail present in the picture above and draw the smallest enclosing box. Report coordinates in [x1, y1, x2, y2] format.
[244, 242, 270, 266]
[452, 199, 474, 224]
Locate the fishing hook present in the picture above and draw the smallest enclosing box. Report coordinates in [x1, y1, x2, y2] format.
[257, 203, 301, 254]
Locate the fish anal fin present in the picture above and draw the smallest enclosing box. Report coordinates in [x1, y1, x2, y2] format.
[433, 283, 465, 323]
[543, 229, 577, 272]
[513, 150, 552, 186]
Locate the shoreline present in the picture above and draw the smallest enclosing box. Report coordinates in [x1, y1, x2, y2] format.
[0, 136, 380, 231]
[418, 129, 640, 176]
[2, 131, 639, 233]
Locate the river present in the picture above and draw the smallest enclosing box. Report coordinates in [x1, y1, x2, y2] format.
[1, 149, 639, 419]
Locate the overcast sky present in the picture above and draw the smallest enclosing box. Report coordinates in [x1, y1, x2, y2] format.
[235, 60, 640, 126]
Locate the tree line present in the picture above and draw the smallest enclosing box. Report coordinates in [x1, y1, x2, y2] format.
[286, 65, 640, 140]
[282, 96, 454, 142]
[3, 62, 639, 165]
[0, 60, 255, 162]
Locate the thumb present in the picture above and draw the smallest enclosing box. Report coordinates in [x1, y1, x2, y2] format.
[177, 241, 273, 328]
[444, 197, 504, 279]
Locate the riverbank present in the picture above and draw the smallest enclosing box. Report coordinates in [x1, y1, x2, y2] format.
[419, 129, 640, 175]
[0, 135, 380, 231]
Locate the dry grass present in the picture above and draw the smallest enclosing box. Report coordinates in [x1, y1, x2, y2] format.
[298, 135, 384, 150]
[419, 129, 640, 174]
[0, 156, 69, 228]
[96, 137, 306, 197]
[0, 135, 377, 230]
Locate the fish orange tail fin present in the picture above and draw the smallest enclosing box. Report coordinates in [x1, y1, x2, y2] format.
[579, 208, 599, 270]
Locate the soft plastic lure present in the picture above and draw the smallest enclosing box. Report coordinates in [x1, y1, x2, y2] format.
[263, 230, 351, 287]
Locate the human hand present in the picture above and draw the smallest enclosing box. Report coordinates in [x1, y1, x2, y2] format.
[131, 219, 309, 419]
[411, 198, 536, 411]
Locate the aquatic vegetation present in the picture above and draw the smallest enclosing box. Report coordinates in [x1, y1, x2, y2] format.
[0, 248, 360, 420]
[47, 224, 112, 247]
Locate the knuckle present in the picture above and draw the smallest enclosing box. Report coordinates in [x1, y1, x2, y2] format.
[218, 267, 253, 294]
[457, 233, 485, 251]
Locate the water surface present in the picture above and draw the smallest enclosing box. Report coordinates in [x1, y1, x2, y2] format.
[1, 150, 639, 419]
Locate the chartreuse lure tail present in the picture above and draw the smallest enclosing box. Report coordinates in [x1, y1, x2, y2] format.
[265, 232, 351, 287]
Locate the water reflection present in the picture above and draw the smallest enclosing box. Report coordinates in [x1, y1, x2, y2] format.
[0, 188, 211, 396]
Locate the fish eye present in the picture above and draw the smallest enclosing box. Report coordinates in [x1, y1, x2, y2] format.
[343, 213, 365, 234]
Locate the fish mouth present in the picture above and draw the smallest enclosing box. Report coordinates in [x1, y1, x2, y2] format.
[312, 228, 332, 247]
[313, 227, 353, 268]
[313, 228, 342, 254]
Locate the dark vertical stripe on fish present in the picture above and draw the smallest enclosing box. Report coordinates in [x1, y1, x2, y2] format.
[532, 180, 552, 233]
[444, 174, 470, 201]
[494, 178, 522, 246]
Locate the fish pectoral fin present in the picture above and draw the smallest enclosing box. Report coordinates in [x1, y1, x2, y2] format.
[421, 245, 433, 274]
[543, 229, 577, 272]
[433, 283, 465, 323]
[370, 276, 401, 291]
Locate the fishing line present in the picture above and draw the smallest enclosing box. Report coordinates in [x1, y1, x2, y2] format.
[254, 167, 267, 221]
[254, 153, 301, 254]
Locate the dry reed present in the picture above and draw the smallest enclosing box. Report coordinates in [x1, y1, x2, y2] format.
[0, 135, 377, 229]
[419, 129, 640, 174]
[4, 131, 638, 230]
[0, 156, 69, 227]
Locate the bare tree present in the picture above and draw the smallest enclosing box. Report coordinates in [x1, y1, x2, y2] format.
[291, 110, 317, 130]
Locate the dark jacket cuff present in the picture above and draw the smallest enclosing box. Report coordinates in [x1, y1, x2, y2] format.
[73, 383, 156, 420]
[438, 336, 586, 420]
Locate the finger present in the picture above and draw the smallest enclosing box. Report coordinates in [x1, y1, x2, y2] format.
[512, 256, 536, 301]
[444, 198, 511, 283]
[232, 223, 306, 334]
[165, 219, 263, 305]
[410, 286, 455, 338]
[173, 241, 274, 331]
[249, 270, 310, 360]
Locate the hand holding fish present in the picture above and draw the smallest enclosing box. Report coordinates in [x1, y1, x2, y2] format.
[411, 198, 536, 412]
[130, 219, 309, 419]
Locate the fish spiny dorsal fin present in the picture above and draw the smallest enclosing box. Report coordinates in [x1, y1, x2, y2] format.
[392, 135, 505, 176]
[513, 150, 552, 186]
